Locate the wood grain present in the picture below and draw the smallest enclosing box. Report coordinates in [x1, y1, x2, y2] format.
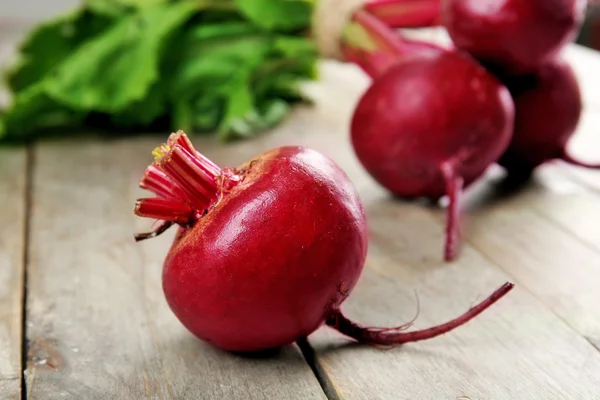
[309, 207, 600, 400]
[0, 20, 32, 400]
[24, 138, 327, 400]
[293, 61, 600, 399]
[457, 164, 600, 350]
[0, 148, 27, 400]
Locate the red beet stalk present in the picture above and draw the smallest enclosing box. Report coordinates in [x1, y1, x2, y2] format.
[364, 0, 442, 28]
[340, 9, 444, 78]
[134, 131, 515, 352]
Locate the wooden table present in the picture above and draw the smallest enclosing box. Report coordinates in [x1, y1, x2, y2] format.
[2, 25, 600, 400]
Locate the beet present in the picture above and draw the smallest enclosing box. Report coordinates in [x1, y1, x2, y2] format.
[497, 57, 598, 179]
[350, 49, 515, 262]
[133, 131, 514, 352]
[442, 0, 588, 75]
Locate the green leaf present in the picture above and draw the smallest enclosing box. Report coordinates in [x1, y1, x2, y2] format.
[273, 35, 317, 58]
[0, 82, 85, 139]
[83, 0, 169, 15]
[164, 22, 273, 138]
[0, 1, 196, 138]
[190, 97, 224, 132]
[163, 21, 318, 140]
[167, 24, 270, 96]
[0, 0, 320, 142]
[234, 0, 312, 31]
[4, 9, 114, 93]
[45, 1, 197, 112]
[219, 80, 254, 138]
[110, 80, 166, 126]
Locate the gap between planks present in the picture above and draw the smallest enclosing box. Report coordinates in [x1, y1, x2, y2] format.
[454, 164, 600, 355]
[21, 144, 35, 400]
[465, 226, 600, 356]
[0, 146, 29, 400]
[296, 338, 341, 400]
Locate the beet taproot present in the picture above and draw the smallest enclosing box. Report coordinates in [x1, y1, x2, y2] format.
[133, 131, 514, 352]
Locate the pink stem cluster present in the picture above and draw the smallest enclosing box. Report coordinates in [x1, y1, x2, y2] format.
[134, 131, 228, 240]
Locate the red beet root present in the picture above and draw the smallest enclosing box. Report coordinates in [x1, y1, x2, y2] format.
[498, 57, 598, 178]
[443, 0, 588, 75]
[350, 49, 514, 262]
[134, 131, 514, 352]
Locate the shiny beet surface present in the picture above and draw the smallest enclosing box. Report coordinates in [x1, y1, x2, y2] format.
[350, 51, 515, 200]
[161, 146, 368, 352]
[498, 57, 583, 176]
[443, 0, 587, 74]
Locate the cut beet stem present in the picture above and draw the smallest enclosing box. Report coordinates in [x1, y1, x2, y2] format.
[134, 197, 196, 224]
[326, 282, 514, 346]
[134, 131, 241, 241]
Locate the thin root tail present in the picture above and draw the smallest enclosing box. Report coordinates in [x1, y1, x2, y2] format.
[326, 282, 514, 346]
[134, 221, 174, 242]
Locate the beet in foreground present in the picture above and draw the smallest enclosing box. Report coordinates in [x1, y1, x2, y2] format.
[134, 131, 514, 352]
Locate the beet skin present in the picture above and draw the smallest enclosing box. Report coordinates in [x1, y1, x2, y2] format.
[497, 57, 596, 178]
[350, 51, 515, 261]
[162, 146, 367, 352]
[443, 0, 588, 75]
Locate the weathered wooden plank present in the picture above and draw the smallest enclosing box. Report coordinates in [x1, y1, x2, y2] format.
[530, 166, 600, 252]
[287, 61, 600, 399]
[24, 138, 327, 400]
[0, 148, 27, 400]
[456, 165, 600, 348]
[305, 189, 600, 400]
[0, 20, 38, 400]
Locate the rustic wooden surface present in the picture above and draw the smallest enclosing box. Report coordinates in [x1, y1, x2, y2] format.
[0, 149, 27, 400]
[2, 26, 600, 399]
[0, 23, 31, 400]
